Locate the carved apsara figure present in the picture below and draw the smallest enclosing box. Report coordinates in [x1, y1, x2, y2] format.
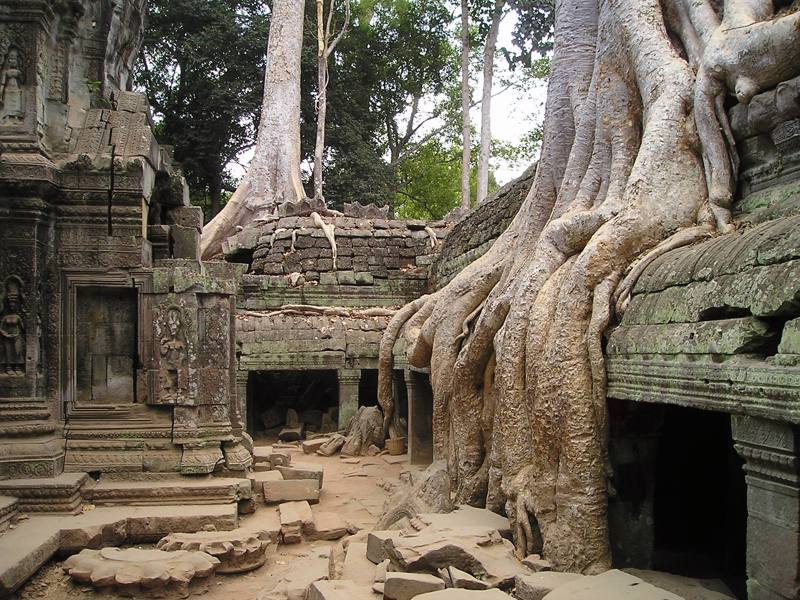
[0, 46, 23, 124]
[0, 277, 25, 376]
[159, 306, 187, 402]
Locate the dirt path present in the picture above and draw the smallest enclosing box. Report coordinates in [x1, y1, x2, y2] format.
[15, 443, 418, 600]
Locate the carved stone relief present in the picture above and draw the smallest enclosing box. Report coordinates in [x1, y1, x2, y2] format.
[0, 276, 25, 376]
[157, 305, 188, 404]
[0, 45, 24, 125]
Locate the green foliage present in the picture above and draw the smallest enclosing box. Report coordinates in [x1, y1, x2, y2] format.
[135, 0, 269, 217]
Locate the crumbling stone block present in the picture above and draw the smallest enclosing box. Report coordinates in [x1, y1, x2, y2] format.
[264, 479, 320, 504]
[514, 572, 584, 600]
[384, 573, 445, 600]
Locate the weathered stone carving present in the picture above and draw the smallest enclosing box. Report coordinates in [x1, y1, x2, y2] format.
[157, 529, 271, 573]
[63, 547, 220, 598]
[0, 276, 25, 376]
[158, 306, 188, 403]
[0, 46, 23, 124]
[342, 202, 389, 219]
[103, 0, 147, 95]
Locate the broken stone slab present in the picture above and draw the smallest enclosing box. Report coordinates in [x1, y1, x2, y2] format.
[521, 556, 551, 573]
[306, 511, 349, 541]
[374, 560, 390, 584]
[303, 438, 330, 454]
[279, 425, 305, 442]
[449, 567, 489, 590]
[253, 446, 291, 468]
[623, 569, 737, 600]
[384, 572, 445, 600]
[276, 464, 324, 488]
[414, 589, 512, 600]
[383, 527, 527, 588]
[63, 547, 219, 598]
[253, 470, 285, 487]
[264, 479, 320, 504]
[382, 455, 407, 465]
[257, 551, 330, 600]
[280, 501, 314, 544]
[542, 569, 684, 600]
[367, 530, 395, 564]
[317, 434, 346, 456]
[514, 572, 584, 600]
[307, 580, 374, 600]
[416, 506, 511, 539]
[342, 542, 376, 585]
[157, 528, 271, 574]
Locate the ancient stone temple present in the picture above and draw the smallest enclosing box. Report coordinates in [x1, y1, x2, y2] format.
[0, 0, 247, 479]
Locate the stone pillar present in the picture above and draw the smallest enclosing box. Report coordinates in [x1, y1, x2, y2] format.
[405, 370, 433, 465]
[338, 369, 361, 429]
[732, 415, 800, 600]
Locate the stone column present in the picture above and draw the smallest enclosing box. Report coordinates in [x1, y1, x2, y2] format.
[732, 415, 800, 600]
[338, 369, 361, 429]
[405, 370, 433, 465]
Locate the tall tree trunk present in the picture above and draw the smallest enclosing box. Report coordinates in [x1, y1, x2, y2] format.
[200, 0, 306, 259]
[459, 0, 471, 210]
[313, 0, 326, 200]
[209, 171, 223, 218]
[379, 0, 800, 574]
[476, 0, 504, 204]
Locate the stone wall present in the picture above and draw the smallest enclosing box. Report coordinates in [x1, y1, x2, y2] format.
[429, 164, 535, 289]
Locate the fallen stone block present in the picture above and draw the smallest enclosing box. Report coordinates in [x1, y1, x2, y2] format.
[280, 501, 313, 544]
[257, 552, 329, 600]
[623, 569, 737, 600]
[279, 425, 305, 442]
[264, 479, 320, 504]
[342, 542, 375, 585]
[514, 572, 584, 600]
[414, 590, 512, 600]
[543, 569, 684, 600]
[63, 547, 219, 598]
[384, 572, 445, 600]
[252, 470, 285, 490]
[375, 560, 390, 584]
[303, 438, 330, 454]
[521, 556, 551, 573]
[449, 567, 489, 590]
[157, 528, 271, 573]
[383, 527, 527, 588]
[306, 511, 349, 541]
[277, 464, 324, 488]
[367, 530, 396, 564]
[307, 580, 374, 600]
[416, 506, 511, 539]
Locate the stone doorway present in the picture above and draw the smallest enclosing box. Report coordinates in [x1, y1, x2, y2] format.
[246, 370, 339, 437]
[652, 405, 747, 593]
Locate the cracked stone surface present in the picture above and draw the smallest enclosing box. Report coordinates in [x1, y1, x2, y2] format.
[157, 528, 272, 573]
[62, 547, 219, 598]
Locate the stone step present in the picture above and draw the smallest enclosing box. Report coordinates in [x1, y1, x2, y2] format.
[0, 496, 19, 533]
[0, 503, 238, 597]
[0, 473, 89, 514]
[83, 477, 252, 507]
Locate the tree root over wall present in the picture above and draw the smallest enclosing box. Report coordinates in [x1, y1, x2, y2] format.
[378, 0, 800, 575]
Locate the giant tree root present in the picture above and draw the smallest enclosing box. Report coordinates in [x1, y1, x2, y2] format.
[378, 0, 800, 575]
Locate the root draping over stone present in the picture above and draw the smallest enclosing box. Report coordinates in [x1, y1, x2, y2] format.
[378, 0, 800, 575]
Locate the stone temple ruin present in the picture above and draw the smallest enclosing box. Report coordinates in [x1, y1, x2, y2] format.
[0, 1, 799, 600]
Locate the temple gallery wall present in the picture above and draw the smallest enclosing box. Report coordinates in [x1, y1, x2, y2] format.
[0, 1, 799, 600]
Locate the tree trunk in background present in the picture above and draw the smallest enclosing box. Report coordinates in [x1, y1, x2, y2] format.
[476, 0, 505, 204]
[379, 0, 800, 575]
[459, 0, 471, 210]
[209, 171, 223, 218]
[201, 0, 306, 259]
[313, 0, 327, 200]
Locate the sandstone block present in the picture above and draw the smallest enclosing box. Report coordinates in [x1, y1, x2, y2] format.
[449, 567, 489, 590]
[277, 464, 324, 488]
[367, 530, 395, 564]
[543, 570, 684, 600]
[306, 511, 349, 541]
[308, 580, 373, 600]
[280, 501, 313, 544]
[414, 590, 512, 600]
[384, 573, 445, 600]
[171, 225, 200, 260]
[302, 438, 330, 454]
[279, 425, 305, 442]
[342, 542, 375, 585]
[514, 572, 584, 600]
[264, 479, 320, 504]
[157, 528, 271, 574]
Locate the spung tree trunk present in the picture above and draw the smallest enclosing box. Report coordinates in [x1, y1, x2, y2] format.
[476, 0, 505, 204]
[313, 0, 350, 201]
[200, 0, 306, 259]
[379, 0, 800, 574]
[459, 0, 472, 210]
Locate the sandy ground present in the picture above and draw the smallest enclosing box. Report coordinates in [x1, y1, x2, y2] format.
[14, 441, 421, 600]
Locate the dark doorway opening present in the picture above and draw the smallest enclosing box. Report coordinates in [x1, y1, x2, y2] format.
[652, 405, 746, 596]
[247, 370, 338, 437]
[359, 369, 378, 407]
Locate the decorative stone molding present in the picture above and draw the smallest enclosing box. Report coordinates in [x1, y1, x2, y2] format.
[63, 547, 219, 598]
[157, 529, 271, 573]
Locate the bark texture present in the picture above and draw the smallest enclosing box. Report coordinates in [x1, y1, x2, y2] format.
[459, 0, 472, 210]
[379, 0, 800, 575]
[201, 0, 306, 259]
